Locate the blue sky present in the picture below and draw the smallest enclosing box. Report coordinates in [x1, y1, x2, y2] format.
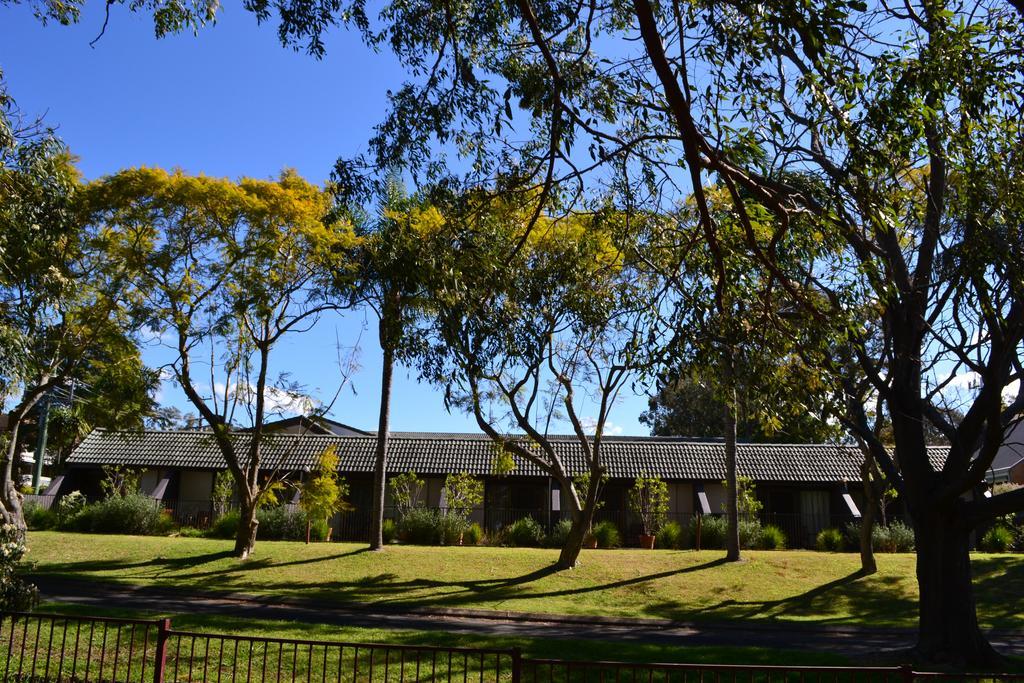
[1, 2, 654, 435]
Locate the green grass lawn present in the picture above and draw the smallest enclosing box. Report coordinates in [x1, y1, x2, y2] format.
[25, 532, 1024, 630]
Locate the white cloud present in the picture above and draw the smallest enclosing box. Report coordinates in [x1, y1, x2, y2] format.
[941, 372, 1019, 403]
[579, 416, 624, 436]
[262, 386, 319, 416]
[946, 372, 981, 391]
[212, 382, 319, 417]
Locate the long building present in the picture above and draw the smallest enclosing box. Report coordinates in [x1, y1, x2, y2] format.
[49, 420, 950, 546]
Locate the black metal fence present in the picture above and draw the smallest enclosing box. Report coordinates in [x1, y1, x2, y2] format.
[0, 612, 516, 683]
[1, 612, 161, 683]
[520, 659, 1024, 683]
[3, 612, 1023, 683]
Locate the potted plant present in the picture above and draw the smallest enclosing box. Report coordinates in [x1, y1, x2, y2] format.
[629, 475, 669, 549]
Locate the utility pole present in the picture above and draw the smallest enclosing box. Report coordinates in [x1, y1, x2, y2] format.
[32, 393, 50, 493]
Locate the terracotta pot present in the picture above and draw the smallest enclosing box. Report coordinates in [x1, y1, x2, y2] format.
[639, 534, 656, 550]
[584, 537, 598, 549]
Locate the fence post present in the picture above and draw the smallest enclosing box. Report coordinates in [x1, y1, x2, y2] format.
[154, 618, 172, 683]
[511, 647, 522, 683]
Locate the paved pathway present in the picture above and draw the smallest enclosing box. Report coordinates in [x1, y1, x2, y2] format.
[33, 577, 1024, 661]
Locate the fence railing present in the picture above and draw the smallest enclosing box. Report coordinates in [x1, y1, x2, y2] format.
[0, 612, 516, 683]
[21, 494, 57, 511]
[1, 611, 161, 683]
[3, 612, 1023, 683]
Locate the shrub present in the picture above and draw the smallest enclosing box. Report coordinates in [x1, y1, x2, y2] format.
[738, 518, 764, 549]
[690, 515, 727, 549]
[592, 520, 621, 549]
[758, 524, 786, 550]
[464, 522, 484, 546]
[87, 493, 175, 535]
[546, 518, 573, 547]
[0, 524, 38, 611]
[309, 518, 329, 542]
[256, 506, 308, 541]
[382, 518, 398, 544]
[24, 502, 57, 531]
[815, 528, 844, 552]
[399, 508, 442, 545]
[843, 522, 862, 551]
[56, 491, 87, 522]
[300, 446, 352, 529]
[980, 526, 1014, 553]
[438, 514, 468, 546]
[502, 517, 545, 547]
[176, 526, 205, 538]
[100, 465, 141, 499]
[628, 475, 669, 536]
[873, 521, 915, 553]
[443, 472, 484, 520]
[389, 472, 426, 517]
[655, 521, 685, 550]
[207, 510, 240, 539]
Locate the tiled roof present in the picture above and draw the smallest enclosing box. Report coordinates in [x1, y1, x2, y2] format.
[66, 431, 319, 471]
[67, 429, 950, 484]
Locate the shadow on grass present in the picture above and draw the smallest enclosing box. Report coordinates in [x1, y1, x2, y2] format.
[971, 555, 1024, 630]
[667, 569, 908, 625]
[33, 553, 729, 611]
[30, 546, 1024, 631]
[31, 546, 374, 581]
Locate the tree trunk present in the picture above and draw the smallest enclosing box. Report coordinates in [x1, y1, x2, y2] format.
[556, 516, 587, 569]
[554, 470, 602, 569]
[1, 413, 28, 531]
[859, 459, 877, 575]
[234, 496, 259, 559]
[369, 342, 394, 551]
[912, 506, 998, 668]
[724, 384, 740, 562]
[556, 497, 599, 570]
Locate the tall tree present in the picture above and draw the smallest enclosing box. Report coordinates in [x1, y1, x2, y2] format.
[640, 189, 841, 562]
[83, 167, 356, 558]
[419, 195, 655, 569]
[258, 0, 1023, 662]
[342, 180, 437, 550]
[0, 76, 146, 528]
[13, 0, 1024, 664]
[642, 2, 1024, 665]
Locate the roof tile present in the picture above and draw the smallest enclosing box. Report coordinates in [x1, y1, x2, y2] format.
[67, 430, 950, 484]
